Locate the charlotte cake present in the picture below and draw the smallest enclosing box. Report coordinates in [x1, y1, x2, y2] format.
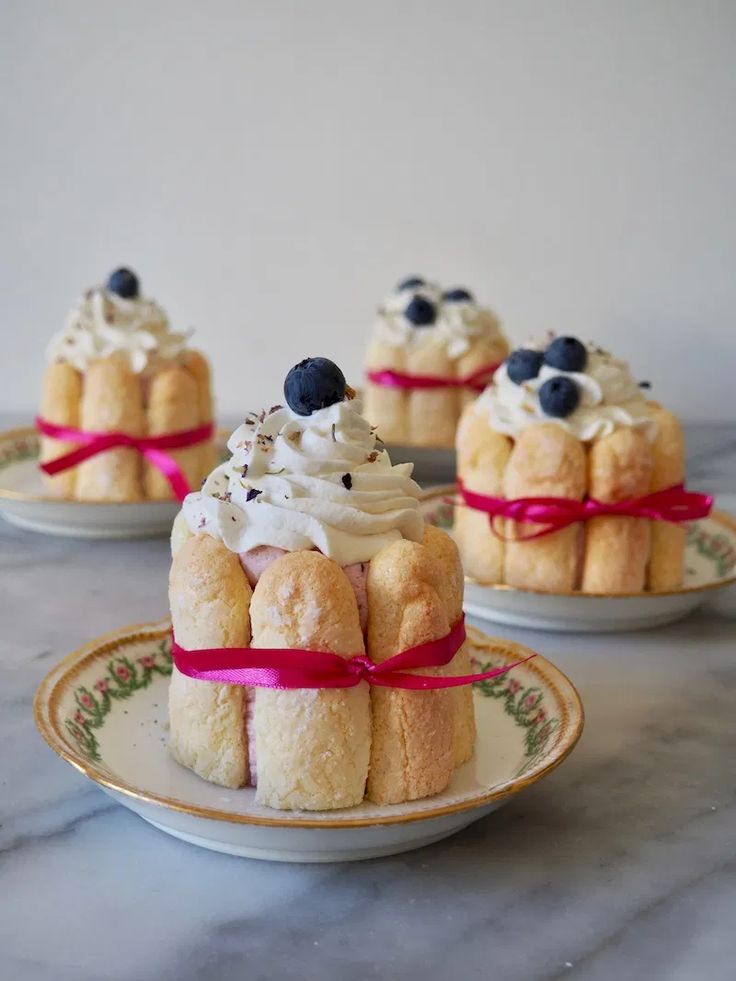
[169, 357, 476, 810]
[456, 336, 689, 594]
[39, 267, 216, 501]
[364, 276, 509, 449]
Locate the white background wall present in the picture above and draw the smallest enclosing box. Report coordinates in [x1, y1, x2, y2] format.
[2, 1, 735, 419]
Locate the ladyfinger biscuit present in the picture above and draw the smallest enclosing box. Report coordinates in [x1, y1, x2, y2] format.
[364, 339, 408, 444]
[183, 349, 218, 479]
[422, 525, 476, 767]
[503, 424, 586, 592]
[39, 361, 82, 497]
[250, 550, 371, 811]
[143, 365, 201, 500]
[168, 534, 253, 788]
[455, 402, 511, 583]
[407, 336, 457, 448]
[75, 356, 145, 501]
[581, 428, 653, 593]
[366, 539, 455, 804]
[647, 407, 685, 591]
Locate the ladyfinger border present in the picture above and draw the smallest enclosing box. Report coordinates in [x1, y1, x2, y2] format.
[423, 486, 736, 599]
[0, 426, 229, 505]
[34, 619, 583, 829]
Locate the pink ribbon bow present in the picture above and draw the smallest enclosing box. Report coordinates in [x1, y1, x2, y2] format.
[366, 362, 500, 393]
[172, 616, 534, 690]
[36, 416, 215, 502]
[456, 480, 714, 542]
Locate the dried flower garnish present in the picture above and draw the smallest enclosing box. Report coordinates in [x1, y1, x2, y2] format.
[331, 423, 336, 442]
[231, 515, 236, 521]
[269, 404, 283, 415]
[246, 487, 262, 502]
[344, 384, 357, 401]
[342, 473, 353, 490]
[197, 516, 206, 529]
[241, 463, 248, 477]
[367, 451, 379, 463]
[639, 380, 651, 389]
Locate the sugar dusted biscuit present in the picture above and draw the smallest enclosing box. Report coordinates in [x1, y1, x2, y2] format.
[168, 534, 253, 788]
[249, 550, 370, 811]
[39, 361, 82, 498]
[366, 539, 454, 804]
[75, 356, 145, 502]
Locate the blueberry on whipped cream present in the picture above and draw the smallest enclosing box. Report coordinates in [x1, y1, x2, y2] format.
[543, 336, 588, 373]
[404, 296, 437, 327]
[106, 267, 140, 300]
[396, 276, 426, 292]
[442, 287, 474, 303]
[538, 376, 581, 418]
[506, 348, 543, 384]
[284, 357, 347, 416]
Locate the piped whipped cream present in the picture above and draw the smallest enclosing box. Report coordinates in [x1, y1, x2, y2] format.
[182, 397, 424, 565]
[373, 282, 503, 359]
[481, 340, 657, 442]
[46, 286, 189, 374]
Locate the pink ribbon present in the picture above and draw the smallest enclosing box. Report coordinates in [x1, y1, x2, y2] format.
[366, 362, 500, 393]
[35, 416, 215, 502]
[172, 616, 534, 690]
[457, 480, 713, 542]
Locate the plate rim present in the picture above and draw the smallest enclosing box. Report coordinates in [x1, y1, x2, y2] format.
[33, 618, 584, 830]
[0, 425, 228, 507]
[421, 485, 736, 599]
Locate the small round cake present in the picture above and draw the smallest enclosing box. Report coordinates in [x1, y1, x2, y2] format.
[39, 268, 216, 501]
[169, 358, 475, 811]
[364, 277, 509, 448]
[456, 335, 688, 594]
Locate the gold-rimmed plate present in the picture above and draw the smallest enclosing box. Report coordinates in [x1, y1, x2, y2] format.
[33, 619, 583, 862]
[0, 426, 226, 539]
[422, 487, 736, 632]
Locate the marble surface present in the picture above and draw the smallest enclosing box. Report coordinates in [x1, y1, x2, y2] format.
[1, 420, 735, 981]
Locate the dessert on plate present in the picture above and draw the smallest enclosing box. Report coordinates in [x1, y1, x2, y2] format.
[456, 335, 704, 594]
[39, 267, 216, 501]
[364, 276, 509, 448]
[168, 357, 476, 810]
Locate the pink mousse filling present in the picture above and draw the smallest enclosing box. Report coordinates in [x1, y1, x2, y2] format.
[237, 546, 370, 787]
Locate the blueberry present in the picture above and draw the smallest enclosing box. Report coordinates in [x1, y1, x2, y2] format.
[506, 348, 543, 384]
[284, 357, 346, 416]
[442, 287, 474, 303]
[538, 376, 581, 418]
[404, 296, 437, 327]
[543, 336, 587, 373]
[106, 267, 140, 299]
[396, 276, 425, 292]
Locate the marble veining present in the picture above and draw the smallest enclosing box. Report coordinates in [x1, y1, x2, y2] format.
[0, 418, 735, 980]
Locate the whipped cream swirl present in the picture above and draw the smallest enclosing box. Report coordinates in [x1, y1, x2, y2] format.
[182, 397, 424, 565]
[372, 282, 503, 359]
[481, 341, 657, 442]
[47, 286, 190, 374]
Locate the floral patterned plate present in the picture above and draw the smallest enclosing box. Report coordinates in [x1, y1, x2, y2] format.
[0, 426, 226, 540]
[34, 620, 583, 862]
[422, 488, 736, 632]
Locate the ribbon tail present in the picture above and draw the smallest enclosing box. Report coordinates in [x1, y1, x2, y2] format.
[368, 654, 536, 690]
[142, 448, 192, 502]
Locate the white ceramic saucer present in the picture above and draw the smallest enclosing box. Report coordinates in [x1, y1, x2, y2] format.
[34, 619, 583, 863]
[0, 426, 223, 539]
[422, 488, 736, 632]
